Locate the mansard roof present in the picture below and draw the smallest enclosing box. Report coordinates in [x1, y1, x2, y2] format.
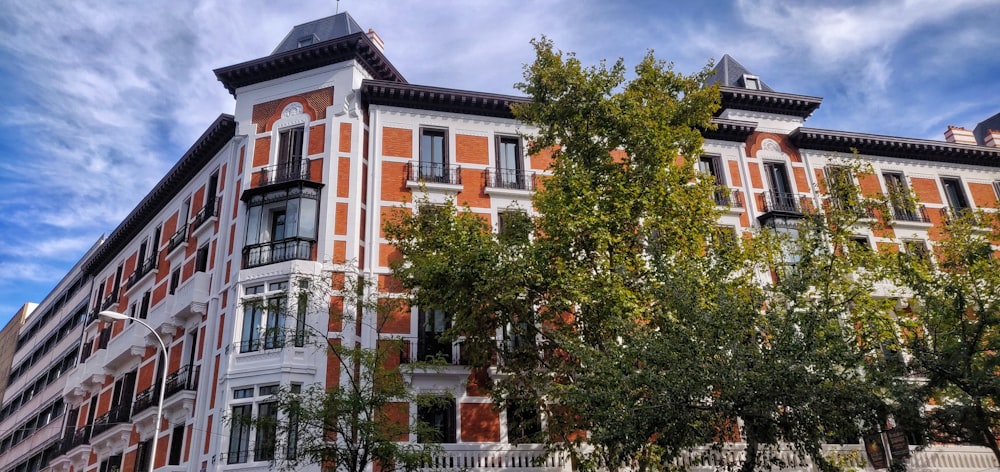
[215, 32, 405, 96]
[271, 12, 365, 55]
[705, 54, 774, 92]
[790, 127, 1000, 166]
[361, 79, 527, 118]
[82, 114, 236, 275]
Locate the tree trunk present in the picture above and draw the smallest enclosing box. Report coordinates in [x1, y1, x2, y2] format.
[740, 436, 758, 472]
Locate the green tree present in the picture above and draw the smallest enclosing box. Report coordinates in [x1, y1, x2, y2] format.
[891, 210, 1000, 465]
[234, 272, 444, 472]
[386, 40, 893, 472]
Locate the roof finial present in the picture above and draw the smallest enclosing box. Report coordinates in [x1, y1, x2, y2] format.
[336, 0, 340, 14]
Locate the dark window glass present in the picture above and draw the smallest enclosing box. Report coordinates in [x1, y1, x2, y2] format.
[417, 398, 456, 443]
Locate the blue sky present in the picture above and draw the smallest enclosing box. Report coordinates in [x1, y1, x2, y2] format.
[1, 0, 999, 326]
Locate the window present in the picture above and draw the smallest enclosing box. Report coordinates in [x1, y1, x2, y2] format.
[297, 35, 317, 48]
[255, 401, 278, 461]
[134, 439, 152, 472]
[234, 387, 254, 399]
[417, 398, 456, 443]
[277, 126, 305, 180]
[496, 136, 524, 189]
[741, 74, 760, 90]
[138, 291, 151, 319]
[498, 210, 531, 244]
[195, 245, 209, 272]
[169, 268, 181, 295]
[168, 425, 184, 465]
[699, 155, 729, 206]
[243, 185, 320, 268]
[763, 162, 796, 212]
[883, 172, 920, 221]
[417, 309, 451, 362]
[418, 128, 449, 182]
[903, 239, 929, 261]
[941, 177, 970, 215]
[286, 384, 301, 459]
[506, 401, 541, 443]
[228, 404, 252, 464]
[240, 284, 288, 353]
[850, 235, 871, 252]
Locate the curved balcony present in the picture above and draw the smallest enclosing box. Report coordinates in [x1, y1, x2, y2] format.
[242, 238, 315, 269]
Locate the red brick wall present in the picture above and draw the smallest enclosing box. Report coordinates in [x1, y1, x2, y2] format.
[456, 135, 489, 165]
[461, 403, 500, 442]
[382, 127, 412, 158]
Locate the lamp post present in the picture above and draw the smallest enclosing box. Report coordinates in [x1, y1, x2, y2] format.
[99, 311, 168, 472]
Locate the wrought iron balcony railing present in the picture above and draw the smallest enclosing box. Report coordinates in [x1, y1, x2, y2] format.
[485, 168, 536, 191]
[125, 252, 158, 289]
[891, 205, 931, 223]
[91, 403, 131, 438]
[713, 188, 744, 208]
[407, 162, 462, 185]
[189, 198, 218, 234]
[166, 224, 188, 253]
[761, 191, 804, 215]
[251, 159, 312, 188]
[242, 238, 314, 269]
[131, 365, 200, 415]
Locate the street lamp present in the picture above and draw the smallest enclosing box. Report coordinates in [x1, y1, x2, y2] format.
[99, 311, 168, 472]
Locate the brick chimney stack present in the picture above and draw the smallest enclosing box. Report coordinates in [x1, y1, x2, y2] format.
[367, 28, 384, 53]
[985, 129, 1000, 148]
[944, 125, 977, 145]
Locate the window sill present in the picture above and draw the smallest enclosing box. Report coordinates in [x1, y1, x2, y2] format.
[406, 179, 463, 193]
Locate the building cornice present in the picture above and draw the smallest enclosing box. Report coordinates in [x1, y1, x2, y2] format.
[702, 118, 758, 142]
[214, 32, 405, 96]
[718, 86, 822, 119]
[361, 79, 528, 119]
[82, 114, 236, 275]
[789, 127, 1000, 167]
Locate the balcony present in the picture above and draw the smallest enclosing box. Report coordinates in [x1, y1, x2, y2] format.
[125, 252, 158, 292]
[132, 365, 200, 431]
[713, 188, 745, 210]
[406, 162, 463, 191]
[168, 270, 210, 325]
[189, 198, 220, 238]
[758, 191, 807, 229]
[90, 404, 131, 439]
[251, 158, 312, 188]
[484, 168, 536, 195]
[100, 291, 120, 313]
[242, 237, 314, 269]
[889, 204, 932, 227]
[166, 224, 188, 254]
[60, 424, 92, 456]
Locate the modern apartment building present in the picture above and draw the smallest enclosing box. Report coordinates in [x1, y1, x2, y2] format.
[2, 11, 1000, 472]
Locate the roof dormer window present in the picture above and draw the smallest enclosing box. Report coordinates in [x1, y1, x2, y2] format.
[297, 34, 319, 48]
[742, 74, 761, 90]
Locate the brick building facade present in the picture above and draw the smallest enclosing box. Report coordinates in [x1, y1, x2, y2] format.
[2, 12, 1000, 472]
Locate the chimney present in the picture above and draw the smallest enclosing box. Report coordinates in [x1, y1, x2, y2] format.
[985, 129, 1000, 148]
[944, 125, 976, 145]
[367, 28, 384, 53]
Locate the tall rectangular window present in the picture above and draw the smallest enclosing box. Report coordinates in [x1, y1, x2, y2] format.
[700, 155, 728, 205]
[419, 128, 448, 182]
[228, 404, 252, 464]
[496, 136, 523, 188]
[763, 162, 795, 212]
[941, 177, 970, 214]
[417, 309, 451, 362]
[417, 398, 456, 443]
[168, 425, 184, 465]
[255, 401, 278, 461]
[277, 126, 305, 179]
[240, 284, 288, 353]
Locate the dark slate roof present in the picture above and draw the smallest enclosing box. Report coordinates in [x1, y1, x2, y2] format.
[704, 54, 774, 92]
[215, 32, 404, 96]
[718, 86, 822, 119]
[974, 111, 1000, 145]
[83, 114, 236, 275]
[271, 12, 365, 55]
[702, 118, 758, 142]
[361, 79, 527, 118]
[789, 127, 1000, 167]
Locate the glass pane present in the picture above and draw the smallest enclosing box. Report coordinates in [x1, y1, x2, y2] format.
[285, 199, 300, 239]
[245, 206, 262, 245]
[299, 198, 317, 239]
